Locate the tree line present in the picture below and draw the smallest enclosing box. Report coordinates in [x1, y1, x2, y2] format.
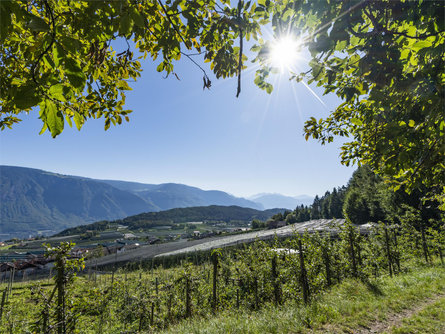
[266, 166, 442, 227]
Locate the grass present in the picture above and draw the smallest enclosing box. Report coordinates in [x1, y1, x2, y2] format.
[387, 295, 445, 334]
[162, 264, 445, 334]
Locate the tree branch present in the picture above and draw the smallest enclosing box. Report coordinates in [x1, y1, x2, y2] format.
[31, 0, 56, 86]
[236, 0, 243, 98]
[157, 0, 188, 47]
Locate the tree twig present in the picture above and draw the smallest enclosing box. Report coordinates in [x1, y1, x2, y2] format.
[31, 0, 57, 86]
[157, 0, 188, 46]
[236, 0, 243, 98]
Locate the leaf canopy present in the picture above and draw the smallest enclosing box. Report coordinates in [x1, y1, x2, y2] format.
[252, 0, 444, 204]
[0, 0, 259, 136]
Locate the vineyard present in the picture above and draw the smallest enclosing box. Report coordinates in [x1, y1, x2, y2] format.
[0, 221, 443, 333]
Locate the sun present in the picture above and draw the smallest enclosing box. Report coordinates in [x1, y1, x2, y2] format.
[269, 35, 302, 71]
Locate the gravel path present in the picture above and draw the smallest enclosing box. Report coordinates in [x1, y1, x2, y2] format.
[355, 293, 445, 334]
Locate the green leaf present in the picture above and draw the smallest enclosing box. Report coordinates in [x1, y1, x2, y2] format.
[66, 115, 73, 128]
[52, 43, 64, 67]
[65, 58, 86, 91]
[49, 84, 66, 102]
[412, 40, 432, 51]
[400, 49, 410, 60]
[131, 8, 145, 28]
[14, 84, 41, 109]
[117, 80, 132, 90]
[49, 84, 67, 102]
[0, 2, 12, 41]
[44, 100, 64, 137]
[28, 15, 50, 32]
[39, 123, 47, 135]
[73, 112, 83, 131]
[60, 36, 81, 53]
[351, 118, 363, 126]
[120, 14, 134, 36]
[408, 120, 415, 127]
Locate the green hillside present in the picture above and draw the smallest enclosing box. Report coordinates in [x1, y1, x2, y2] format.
[56, 205, 285, 236]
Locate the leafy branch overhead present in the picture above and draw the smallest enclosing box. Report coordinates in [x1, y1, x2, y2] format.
[1, 0, 443, 206]
[0, 0, 259, 137]
[252, 0, 444, 202]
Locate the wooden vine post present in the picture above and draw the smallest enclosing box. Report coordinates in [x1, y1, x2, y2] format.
[439, 246, 444, 266]
[384, 226, 393, 277]
[0, 288, 6, 323]
[55, 252, 67, 333]
[420, 224, 430, 264]
[298, 239, 309, 304]
[44, 242, 84, 334]
[271, 254, 280, 305]
[167, 287, 173, 321]
[254, 277, 259, 309]
[212, 252, 218, 313]
[392, 228, 401, 272]
[322, 243, 332, 286]
[348, 227, 358, 278]
[356, 234, 363, 267]
[150, 301, 154, 326]
[185, 276, 191, 318]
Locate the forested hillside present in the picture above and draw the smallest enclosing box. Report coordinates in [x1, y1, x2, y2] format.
[57, 205, 285, 236]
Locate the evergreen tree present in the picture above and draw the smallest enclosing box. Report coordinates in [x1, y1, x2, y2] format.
[320, 191, 331, 218]
[310, 195, 321, 220]
[328, 188, 344, 219]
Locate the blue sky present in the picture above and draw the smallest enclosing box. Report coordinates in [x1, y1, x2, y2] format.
[0, 45, 355, 198]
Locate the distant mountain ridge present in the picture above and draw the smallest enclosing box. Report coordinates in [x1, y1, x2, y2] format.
[249, 193, 314, 209]
[0, 166, 155, 239]
[102, 181, 262, 212]
[0, 166, 262, 239]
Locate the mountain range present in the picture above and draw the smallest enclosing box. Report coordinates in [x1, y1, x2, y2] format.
[0, 166, 312, 239]
[249, 193, 314, 210]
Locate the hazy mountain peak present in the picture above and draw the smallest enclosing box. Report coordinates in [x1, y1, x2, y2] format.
[248, 193, 314, 210]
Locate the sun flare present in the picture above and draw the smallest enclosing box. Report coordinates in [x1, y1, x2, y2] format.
[269, 35, 302, 71]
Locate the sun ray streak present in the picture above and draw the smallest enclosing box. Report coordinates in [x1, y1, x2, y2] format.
[290, 81, 305, 127]
[300, 80, 327, 108]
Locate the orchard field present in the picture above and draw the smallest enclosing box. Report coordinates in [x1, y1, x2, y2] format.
[0, 221, 443, 333]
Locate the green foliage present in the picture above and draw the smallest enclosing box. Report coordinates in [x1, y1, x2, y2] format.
[1, 0, 262, 136]
[342, 166, 442, 225]
[251, 219, 267, 229]
[343, 188, 371, 224]
[253, 0, 445, 203]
